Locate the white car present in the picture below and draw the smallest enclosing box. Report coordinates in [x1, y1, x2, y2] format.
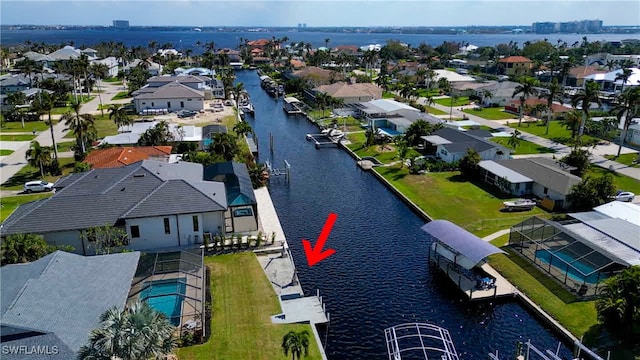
[23, 180, 54, 193]
[613, 190, 635, 202]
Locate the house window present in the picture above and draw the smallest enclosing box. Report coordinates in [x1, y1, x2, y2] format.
[167, 101, 171, 108]
[233, 208, 253, 217]
[515, 183, 520, 190]
[187, 98, 192, 101]
[151, 102, 154, 107]
[164, 218, 171, 234]
[130, 225, 140, 238]
[142, 102, 146, 105]
[180, 101, 184, 108]
[544, 187, 549, 195]
[192, 215, 199, 232]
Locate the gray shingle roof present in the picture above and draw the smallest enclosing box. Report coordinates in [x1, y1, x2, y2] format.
[135, 81, 204, 100]
[434, 127, 505, 155]
[1, 161, 227, 235]
[147, 75, 207, 84]
[0, 325, 76, 360]
[0, 251, 140, 354]
[497, 158, 582, 195]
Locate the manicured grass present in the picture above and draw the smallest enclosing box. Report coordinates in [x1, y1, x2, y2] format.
[463, 107, 516, 120]
[111, 91, 131, 100]
[67, 94, 94, 103]
[508, 121, 599, 146]
[1, 157, 75, 190]
[1, 121, 53, 132]
[434, 96, 469, 107]
[382, 91, 396, 99]
[346, 133, 420, 164]
[0, 134, 37, 142]
[487, 236, 597, 338]
[375, 168, 550, 235]
[1, 193, 53, 222]
[103, 77, 122, 83]
[176, 253, 322, 360]
[319, 116, 363, 132]
[0, 149, 14, 156]
[51, 106, 73, 115]
[55, 141, 76, 153]
[490, 137, 555, 155]
[64, 115, 118, 139]
[416, 88, 441, 98]
[588, 166, 640, 194]
[425, 106, 447, 115]
[605, 153, 639, 167]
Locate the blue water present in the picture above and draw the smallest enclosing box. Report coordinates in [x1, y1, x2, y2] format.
[141, 278, 186, 326]
[235, 70, 575, 359]
[535, 250, 606, 284]
[1, 29, 637, 50]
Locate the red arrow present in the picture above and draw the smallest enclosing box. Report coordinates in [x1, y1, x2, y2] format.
[302, 213, 337, 267]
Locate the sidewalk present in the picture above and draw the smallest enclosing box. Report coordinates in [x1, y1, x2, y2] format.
[422, 97, 640, 181]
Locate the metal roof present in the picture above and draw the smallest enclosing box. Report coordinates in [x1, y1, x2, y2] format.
[594, 201, 640, 226]
[422, 220, 505, 269]
[421, 135, 451, 145]
[479, 160, 533, 183]
[1, 251, 140, 354]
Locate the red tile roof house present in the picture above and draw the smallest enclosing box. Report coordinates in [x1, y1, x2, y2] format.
[84, 146, 173, 168]
[247, 39, 275, 50]
[505, 98, 572, 119]
[569, 66, 608, 87]
[498, 56, 533, 76]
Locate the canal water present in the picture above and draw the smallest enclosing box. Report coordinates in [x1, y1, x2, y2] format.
[236, 70, 573, 359]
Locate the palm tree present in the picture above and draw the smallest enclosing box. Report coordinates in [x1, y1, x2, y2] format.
[539, 78, 563, 135]
[231, 82, 246, 110]
[613, 87, 640, 157]
[109, 104, 133, 130]
[233, 120, 255, 139]
[562, 110, 582, 139]
[282, 330, 310, 360]
[30, 92, 58, 161]
[449, 94, 459, 121]
[324, 38, 330, 49]
[77, 301, 176, 360]
[571, 80, 602, 139]
[595, 266, 640, 339]
[314, 92, 331, 117]
[512, 77, 539, 126]
[89, 62, 109, 116]
[61, 101, 95, 155]
[15, 58, 39, 87]
[508, 129, 521, 149]
[25, 141, 52, 177]
[614, 67, 633, 94]
[481, 89, 493, 107]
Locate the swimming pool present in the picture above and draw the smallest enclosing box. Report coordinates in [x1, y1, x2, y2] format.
[535, 250, 607, 284]
[140, 278, 186, 326]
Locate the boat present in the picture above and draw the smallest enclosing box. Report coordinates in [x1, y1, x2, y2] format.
[283, 97, 304, 114]
[239, 102, 255, 115]
[502, 199, 537, 211]
[277, 84, 285, 96]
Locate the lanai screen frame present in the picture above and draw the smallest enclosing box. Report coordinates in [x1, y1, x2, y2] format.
[128, 249, 206, 338]
[508, 216, 624, 297]
[384, 323, 461, 360]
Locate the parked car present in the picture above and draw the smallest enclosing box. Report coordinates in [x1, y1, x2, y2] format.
[177, 110, 197, 118]
[24, 180, 54, 193]
[612, 190, 635, 202]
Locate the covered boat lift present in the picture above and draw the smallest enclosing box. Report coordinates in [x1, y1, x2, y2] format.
[423, 220, 515, 300]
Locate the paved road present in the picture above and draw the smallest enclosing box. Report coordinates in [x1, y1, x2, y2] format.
[422, 99, 640, 181]
[0, 81, 133, 185]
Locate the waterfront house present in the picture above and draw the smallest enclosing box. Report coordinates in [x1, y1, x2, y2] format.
[284, 66, 345, 87]
[567, 66, 608, 87]
[174, 67, 215, 77]
[84, 146, 173, 168]
[473, 81, 521, 107]
[498, 56, 533, 76]
[309, 81, 383, 104]
[0, 251, 141, 360]
[478, 157, 581, 209]
[0, 161, 227, 254]
[201, 124, 228, 150]
[102, 121, 202, 146]
[133, 82, 205, 113]
[421, 127, 510, 163]
[204, 162, 258, 234]
[505, 98, 572, 119]
[582, 67, 640, 94]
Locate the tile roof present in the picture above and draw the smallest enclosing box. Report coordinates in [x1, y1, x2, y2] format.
[84, 146, 172, 168]
[499, 56, 533, 63]
[1, 161, 227, 234]
[315, 81, 383, 99]
[0, 251, 140, 354]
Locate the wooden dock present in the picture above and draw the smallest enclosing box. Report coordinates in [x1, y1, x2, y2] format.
[306, 133, 343, 148]
[430, 255, 516, 300]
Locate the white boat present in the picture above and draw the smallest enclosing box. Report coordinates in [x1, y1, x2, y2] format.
[502, 199, 536, 211]
[239, 102, 254, 114]
[321, 128, 344, 137]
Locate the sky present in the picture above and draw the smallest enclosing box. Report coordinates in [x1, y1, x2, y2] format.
[1, 0, 639, 27]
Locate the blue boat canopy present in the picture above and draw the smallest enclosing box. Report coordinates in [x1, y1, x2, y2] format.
[422, 220, 506, 269]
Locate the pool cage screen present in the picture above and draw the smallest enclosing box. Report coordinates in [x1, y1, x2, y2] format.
[385, 323, 460, 360]
[509, 217, 624, 297]
[128, 249, 205, 338]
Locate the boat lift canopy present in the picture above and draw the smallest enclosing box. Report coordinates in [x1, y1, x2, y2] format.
[422, 220, 505, 270]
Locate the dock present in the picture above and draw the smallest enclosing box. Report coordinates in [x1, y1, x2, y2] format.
[305, 132, 344, 148]
[283, 97, 305, 115]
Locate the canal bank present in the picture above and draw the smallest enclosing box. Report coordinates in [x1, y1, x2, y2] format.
[237, 69, 574, 359]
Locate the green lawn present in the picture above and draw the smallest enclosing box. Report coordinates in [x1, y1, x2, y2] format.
[346, 133, 420, 164]
[319, 116, 363, 132]
[425, 106, 447, 115]
[0, 134, 37, 142]
[605, 153, 639, 167]
[463, 107, 516, 120]
[588, 166, 640, 194]
[66, 94, 94, 103]
[111, 91, 131, 100]
[55, 141, 76, 153]
[375, 168, 551, 235]
[1, 121, 53, 132]
[508, 121, 599, 146]
[51, 106, 73, 115]
[434, 96, 469, 107]
[0, 149, 14, 156]
[103, 77, 122, 83]
[1, 193, 53, 222]
[490, 137, 555, 155]
[176, 253, 322, 360]
[1, 157, 75, 190]
[64, 115, 118, 139]
[382, 91, 396, 99]
[487, 235, 597, 338]
[416, 88, 441, 98]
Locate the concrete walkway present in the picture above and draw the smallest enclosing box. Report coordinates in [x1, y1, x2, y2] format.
[423, 98, 640, 181]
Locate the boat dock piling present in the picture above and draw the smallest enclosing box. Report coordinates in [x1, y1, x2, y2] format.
[265, 160, 291, 183]
[305, 133, 343, 149]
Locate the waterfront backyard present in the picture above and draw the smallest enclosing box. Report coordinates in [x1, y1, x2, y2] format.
[176, 253, 322, 360]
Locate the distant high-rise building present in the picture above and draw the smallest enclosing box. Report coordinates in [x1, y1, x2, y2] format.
[532, 19, 602, 34]
[112, 20, 130, 29]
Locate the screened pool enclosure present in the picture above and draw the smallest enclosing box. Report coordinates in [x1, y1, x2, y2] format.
[509, 217, 628, 297]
